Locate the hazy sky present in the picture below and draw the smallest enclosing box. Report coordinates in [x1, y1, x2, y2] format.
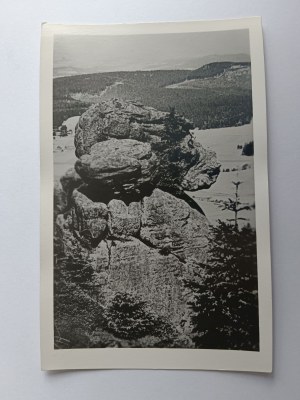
[54, 29, 250, 75]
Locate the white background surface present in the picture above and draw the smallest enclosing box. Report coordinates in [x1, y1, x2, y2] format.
[0, 0, 299, 399]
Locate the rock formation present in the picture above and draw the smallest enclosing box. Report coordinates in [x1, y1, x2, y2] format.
[74, 99, 220, 193]
[54, 99, 220, 346]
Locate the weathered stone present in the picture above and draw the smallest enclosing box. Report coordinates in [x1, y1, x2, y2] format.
[93, 237, 191, 327]
[74, 100, 220, 193]
[181, 143, 221, 190]
[54, 100, 221, 342]
[140, 189, 209, 263]
[75, 138, 158, 191]
[75, 99, 168, 157]
[108, 199, 142, 238]
[71, 189, 108, 242]
[60, 167, 83, 200]
[93, 240, 110, 271]
[54, 187, 209, 330]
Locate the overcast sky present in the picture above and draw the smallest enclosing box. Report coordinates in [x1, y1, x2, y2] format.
[54, 29, 250, 76]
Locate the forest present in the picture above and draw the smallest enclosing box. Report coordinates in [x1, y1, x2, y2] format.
[53, 64, 252, 129]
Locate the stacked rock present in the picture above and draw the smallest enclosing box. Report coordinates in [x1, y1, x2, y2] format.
[54, 99, 220, 337]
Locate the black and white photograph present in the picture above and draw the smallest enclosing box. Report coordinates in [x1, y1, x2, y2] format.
[40, 18, 272, 371]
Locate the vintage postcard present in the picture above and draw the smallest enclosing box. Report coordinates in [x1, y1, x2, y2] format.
[40, 17, 272, 371]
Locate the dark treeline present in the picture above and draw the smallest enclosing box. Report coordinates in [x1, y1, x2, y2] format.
[242, 140, 254, 156]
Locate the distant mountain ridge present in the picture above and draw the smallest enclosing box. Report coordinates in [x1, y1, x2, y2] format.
[166, 54, 250, 71]
[164, 62, 251, 92]
[187, 61, 251, 80]
[53, 54, 250, 78]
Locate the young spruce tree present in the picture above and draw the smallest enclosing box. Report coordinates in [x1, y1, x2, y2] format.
[185, 180, 259, 350]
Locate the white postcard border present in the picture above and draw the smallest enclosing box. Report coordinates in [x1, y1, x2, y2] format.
[40, 17, 272, 372]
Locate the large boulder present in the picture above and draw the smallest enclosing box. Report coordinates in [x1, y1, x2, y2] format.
[75, 138, 158, 192]
[181, 143, 221, 190]
[55, 187, 209, 331]
[108, 199, 142, 238]
[70, 189, 108, 244]
[54, 100, 221, 346]
[74, 99, 169, 157]
[74, 99, 220, 194]
[140, 189, 209, 262]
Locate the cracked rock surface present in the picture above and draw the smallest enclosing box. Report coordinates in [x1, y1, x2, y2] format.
[54, 100, 220, 334]
[74, 99, 220, 193]
[75, 138, 158, 192]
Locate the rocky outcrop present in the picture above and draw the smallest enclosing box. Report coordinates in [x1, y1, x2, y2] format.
[181, 143, 221, 190]
[75, 139, 158, 192]
[74, 100, 169, 157]
[54, 100, 220, 342]
[74, 99, 220, 193]
[108, 199, 142, 238]
[93, 238, 188, 327]
[140, 189, 209, 263]
[55, 188, 209, 330]
[71, 189, 108, 243]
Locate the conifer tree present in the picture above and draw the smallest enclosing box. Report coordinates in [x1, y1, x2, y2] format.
[185, 179, 259, 350]
[102, 292, 162, 340]
[186, 222, 259, 350]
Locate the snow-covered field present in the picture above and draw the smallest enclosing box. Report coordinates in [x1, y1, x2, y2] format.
[61, 115, 80, 133]
[187, 122, 256, 228]
[53, 116, 79, 180]
[53, 135, 77, 180]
